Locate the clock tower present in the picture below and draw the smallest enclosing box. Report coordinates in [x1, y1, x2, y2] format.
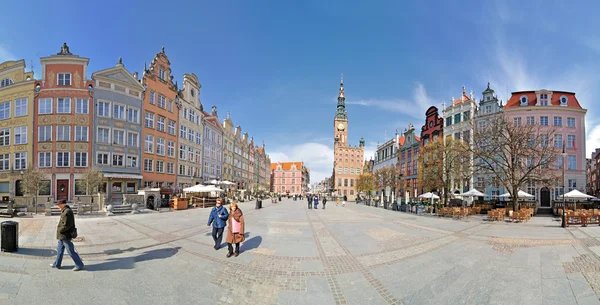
[331, 74, 365, 201]
[334, 75, 348, 146]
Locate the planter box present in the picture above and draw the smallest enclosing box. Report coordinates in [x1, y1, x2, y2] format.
[172, 198, 188, 210]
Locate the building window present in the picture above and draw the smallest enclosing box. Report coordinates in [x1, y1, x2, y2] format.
[127, 107, 139, 123]
[38, 152, 51, 168]
[75, 152, 87, 167]
[485, 105, 492, 113]
[97, 153, 109, 165]
[158, 69, 166, 81]
[98, 101, 110, 117]
[144, 112, 154, 128]
[0, 153, 9, 170]
[168, 120, 176, 135]
[0, 128, 8, 146]
[127, 132, 138, 147]
[513, 117, 521, 127]
[14, 98, 27, 117]
[554, 134, 563, 148]
[149, 91, 155, 104]
[526, 116, 534, 125]
[74, 180, 86, 195]
[567, 117, 575, 128]
[567, 135, 576, 149]
[556, 155, 564, 169]
[463, 111, 470, 121]
[168, 100, 173, 112]
[56, 126, 70, 141]
[113, 130, 125, 145]
[57, 152, 70, 167]
[112, 154, 124, 167]
[38, 98, 52, 114]
[144, 159, 153, 172]
[568, 155, 576, 170]
[167, 140, 175, 158]
[113, 104, 125, 120]
[75, 126, 88, 142]
[75, 98, 88, 114]
[560, 95, 568, 106]
[539, 93, 548, 106]
[57, 98, 71, 113]
[180, 144, 187, 160]
[156, 138, 165, 156]
[188, 129, 194, 142]
[540, 116, 548, 126]
[157, 116, 166, 132]
[568, 179, 576, 191]
[127, 156, 137, 168]
[180, 125, 187, 138]
[156, 160, 164, 173]
[97, 127, 110, 144]
[14, 152, 26, 170]
[57, 73, 71, 86]
[446, 117, 452, 127]
[158, 95, 166, 109]
[553, 116, 562, 127]
[144, 135, 154, 153]
[14, 126, 27, 145]
[196, 132, 202, 145]
[0, 101, 10, 120]
[454, 113, 461, 124]
[520, 95, 528, 105]
[0, 78, 13, 87]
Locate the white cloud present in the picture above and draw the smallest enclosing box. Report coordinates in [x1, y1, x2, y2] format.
[345, 82, 435, 121]
[270, 142, 335, 184]
[0, 46, 15, 63]
[362, 141, 378, 162]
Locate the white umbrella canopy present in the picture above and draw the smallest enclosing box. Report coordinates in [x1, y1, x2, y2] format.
[199, 185, 225, 192]
[563, 190, 597, 200]
[459, 188, 487, 197]
[220, 180, 235, 185]
[418, 192, 440, 199]
[499, 190, 534, 198]
[207, 179, 220, 185]
[183, 184, 206, 192]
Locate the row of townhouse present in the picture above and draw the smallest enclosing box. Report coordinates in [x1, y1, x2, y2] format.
[371, 83, 589, 211]
[0, 43, 271, 203]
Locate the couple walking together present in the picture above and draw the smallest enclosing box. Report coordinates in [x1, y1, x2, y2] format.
[207, 199, 245, 257]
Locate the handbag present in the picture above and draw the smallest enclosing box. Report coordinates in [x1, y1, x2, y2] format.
[70, 227, 78, 239]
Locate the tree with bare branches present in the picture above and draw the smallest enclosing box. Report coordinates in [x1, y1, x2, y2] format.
[76, 167, 104, 212]
[20, 166, 48, 214]
[471, 115, 561, 211]
[417, 136, 468, 205]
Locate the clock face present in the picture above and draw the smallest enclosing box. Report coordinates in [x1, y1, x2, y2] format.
[337, 123, 345, 131]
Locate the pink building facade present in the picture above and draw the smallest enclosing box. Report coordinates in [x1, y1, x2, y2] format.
[504, 90, 587, 210]
[270, 162, 306, 195]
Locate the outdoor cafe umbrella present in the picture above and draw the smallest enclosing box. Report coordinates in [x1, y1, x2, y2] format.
[418, 192, 440, 199]
[563, 189, 598, 210]
[207, 179, 220, 185]
[198, 185, 225, 193]
[458, 188, 487, 206]
[182, 184, 206, 193]
[499, 190, 534, 198]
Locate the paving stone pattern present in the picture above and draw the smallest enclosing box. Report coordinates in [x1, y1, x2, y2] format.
[3, 200, 600, 304]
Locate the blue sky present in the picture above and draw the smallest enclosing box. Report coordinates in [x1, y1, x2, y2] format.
[2, 0, 600, 183]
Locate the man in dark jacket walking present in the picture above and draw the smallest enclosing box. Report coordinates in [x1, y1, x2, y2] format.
[51, 200, 84, 271]
[307, 195, 312, 209]
[207, 199, 229, 250]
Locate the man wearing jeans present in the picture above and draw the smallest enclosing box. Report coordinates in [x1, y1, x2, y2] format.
[207, 199, 228, 250]
[51, 200, 84, 271]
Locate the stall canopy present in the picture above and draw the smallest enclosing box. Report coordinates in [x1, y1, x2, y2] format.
[418, 192, 440, 199]
[499, 190, 534, 198]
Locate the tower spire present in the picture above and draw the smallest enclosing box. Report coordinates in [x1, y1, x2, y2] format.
[338, 73, 344, 98]
[335, 75, 347, 119]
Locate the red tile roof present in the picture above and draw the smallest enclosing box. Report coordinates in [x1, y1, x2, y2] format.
[505, 91, 582, 109]
[398, 136, 405, 146]
[271, 162, 303, 171]
[453, 94, 471, 105]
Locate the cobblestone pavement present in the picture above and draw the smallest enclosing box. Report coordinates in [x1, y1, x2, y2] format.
[2, 199, 600, 304]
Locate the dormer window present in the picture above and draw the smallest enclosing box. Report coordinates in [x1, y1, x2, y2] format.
[539, 93, 548, 106]
[486, 96, 490, 101]
[190, 89, 195, 97]
[0, 78, 13, 87]
[560, 95, 568, 106]
[158, 69, 166, 81]
[520, 95, 528, 106]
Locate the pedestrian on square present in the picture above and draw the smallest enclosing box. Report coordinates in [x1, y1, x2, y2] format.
[323, 196, 327, 209]
[207, 198, 229, 250]
[226, 202, 245, 257]
[51, 199, 84, 271]
[336, 198, 340, 206]
[313, 195, 319, 209]
[307, 194, 312, 209]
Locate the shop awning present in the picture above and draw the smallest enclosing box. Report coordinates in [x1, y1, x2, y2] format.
[103, 173, 143, 179]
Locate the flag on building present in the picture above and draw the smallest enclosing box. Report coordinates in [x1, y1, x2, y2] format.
[572, 139, 576, 151]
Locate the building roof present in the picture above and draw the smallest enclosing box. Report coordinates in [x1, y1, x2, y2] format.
[504, 90, 583, 109]
[271, 162, 303, 171]
[398, 136, 405, 146]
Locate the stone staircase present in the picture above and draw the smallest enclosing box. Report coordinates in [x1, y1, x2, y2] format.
[50, 204, 78, 216]
[109, 204, 133, 214]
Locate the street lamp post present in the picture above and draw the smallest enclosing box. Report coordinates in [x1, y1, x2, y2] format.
[561, 143, 567, 228]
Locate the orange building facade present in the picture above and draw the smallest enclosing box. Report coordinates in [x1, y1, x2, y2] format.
[141, 47, 179, 188]
[33, 43, 95, 201]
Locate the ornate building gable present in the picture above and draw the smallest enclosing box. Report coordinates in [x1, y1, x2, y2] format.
[92, 58, 145, 91]
[143, 46, 178, 92]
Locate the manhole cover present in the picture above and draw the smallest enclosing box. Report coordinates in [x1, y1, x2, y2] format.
[72, 236, 86, 242]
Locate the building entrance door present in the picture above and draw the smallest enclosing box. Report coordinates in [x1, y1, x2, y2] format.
[540, 187, 551, 208]
[57, 180, 69, 201]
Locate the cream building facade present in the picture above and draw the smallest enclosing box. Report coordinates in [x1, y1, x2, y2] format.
[177, 73, 204, 189]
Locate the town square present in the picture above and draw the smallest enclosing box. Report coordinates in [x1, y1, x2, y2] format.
[2, 0, 600, 304]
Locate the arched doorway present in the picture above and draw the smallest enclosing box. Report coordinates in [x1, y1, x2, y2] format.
[540, 187, 551, 208]
[146, 195, 155, 209]
[15, 180, 23, 196]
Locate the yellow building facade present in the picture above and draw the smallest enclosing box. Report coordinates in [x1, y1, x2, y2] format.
[0, 60, 35, 201]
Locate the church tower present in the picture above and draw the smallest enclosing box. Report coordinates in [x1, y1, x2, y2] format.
[334, 74, 348, 146]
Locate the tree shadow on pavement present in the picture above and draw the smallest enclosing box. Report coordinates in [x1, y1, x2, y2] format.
[84, 247, 181, 271]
